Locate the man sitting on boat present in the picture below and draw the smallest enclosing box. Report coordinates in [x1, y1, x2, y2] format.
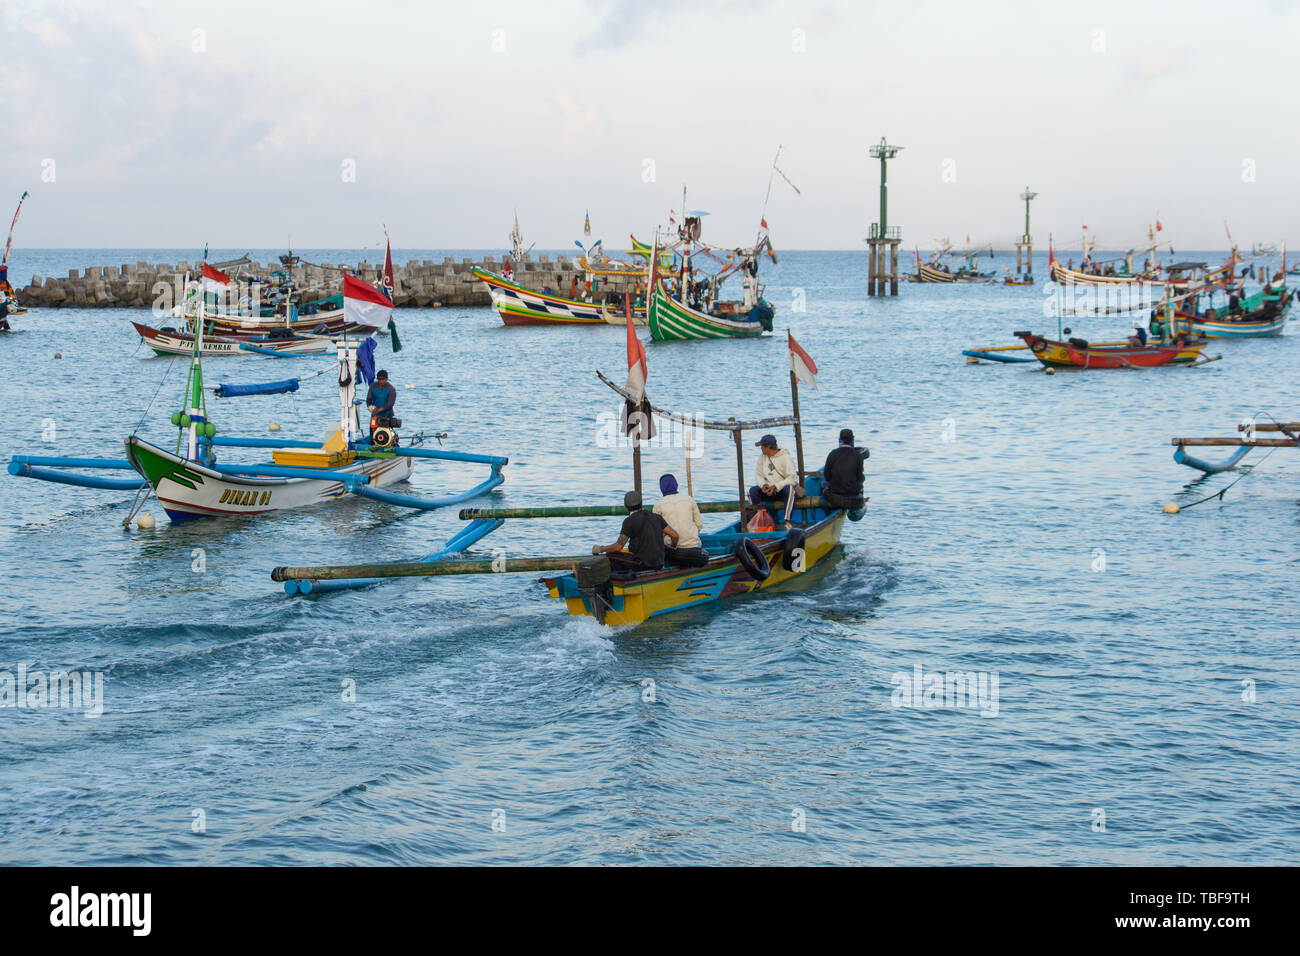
[366, 369, 396, 425]
[592, 490, 680, 574]
[821, 429, 868, 510]
[1127, 321, 1148, 347]
[654, 473, 704, 562]
[749, 434, 800, 529]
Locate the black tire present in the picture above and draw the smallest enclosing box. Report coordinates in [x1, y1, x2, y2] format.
[733, 538, 771, 581]
[782, 528, 807, 571]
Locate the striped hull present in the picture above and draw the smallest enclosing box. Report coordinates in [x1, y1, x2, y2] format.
[1176, 296, 1290, 338]
[910, 263, 996, 283]
[125, 437, 414, 521]
[132, 322, 332, 357]
[647, 281, 770, 340]
[472, 267, 646, 326]
[542, 510, 845, 626]
[1049, 261, 1159, 285]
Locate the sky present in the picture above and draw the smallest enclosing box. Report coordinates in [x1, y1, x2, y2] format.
[1, 0, 1297, 251]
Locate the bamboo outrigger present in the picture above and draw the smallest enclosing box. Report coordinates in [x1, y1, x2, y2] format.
[1170, 421, 1299, 474]
[273, 337, 867, 626]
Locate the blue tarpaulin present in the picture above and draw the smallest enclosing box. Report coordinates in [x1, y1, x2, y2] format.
[214, 379, 301, 398]
[357, 336, 377, 385]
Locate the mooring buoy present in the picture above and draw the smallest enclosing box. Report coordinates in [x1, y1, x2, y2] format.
[137, 513, 156, 530]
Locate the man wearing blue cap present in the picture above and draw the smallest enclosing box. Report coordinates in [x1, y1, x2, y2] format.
[749, 434, 800, 529]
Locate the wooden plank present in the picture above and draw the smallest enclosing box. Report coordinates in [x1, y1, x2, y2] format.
[1171, 438, 1299, 447]
[273, 555, 588, 582]
[1237, 422, 1300, 432]
[458, 497, 829, 520]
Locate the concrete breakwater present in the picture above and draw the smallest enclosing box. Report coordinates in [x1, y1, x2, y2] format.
[16, 255, 644, 310]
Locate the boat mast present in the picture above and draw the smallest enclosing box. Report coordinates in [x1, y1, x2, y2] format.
[187, 271, 206, 461]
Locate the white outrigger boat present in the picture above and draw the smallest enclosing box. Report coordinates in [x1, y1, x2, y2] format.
[11, 267, 508, 523]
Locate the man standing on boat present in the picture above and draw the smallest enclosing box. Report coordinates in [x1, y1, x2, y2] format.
[592, 490, 680, 574]
[654, 473, 703, 555]
[366, 369, 397, 427]
[821, 429, 868, 510]
[749, 434, 800, 529]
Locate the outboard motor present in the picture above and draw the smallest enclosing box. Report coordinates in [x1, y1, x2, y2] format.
[369, 414, 402, 448]
[574, 555, 614, 624]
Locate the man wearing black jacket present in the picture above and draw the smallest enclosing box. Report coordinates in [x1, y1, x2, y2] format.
[822, 429, 868, 510]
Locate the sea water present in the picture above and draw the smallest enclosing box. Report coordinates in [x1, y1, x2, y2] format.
[0, 249, 1296, 865]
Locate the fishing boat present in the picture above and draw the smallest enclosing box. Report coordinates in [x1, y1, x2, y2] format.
[645, 222, 775, 341]
[1014, 331, 1203, 369]
[272, 329, 865, 626]
[12, 269, 507, 523]
[1164, 260, 1291, 338]
[132, 321, 336, 357]
[907, 244, 997, 283]
[471, 266, 645, 326]
[1047, 232, 1165, 286]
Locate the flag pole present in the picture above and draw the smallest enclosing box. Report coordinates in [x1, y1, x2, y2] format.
[733, 428, 747, 528]
[685, 430, 693, 498]
[789, 367, 805, 483]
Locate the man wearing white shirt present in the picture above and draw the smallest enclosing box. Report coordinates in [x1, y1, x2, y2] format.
[748, 434, 800, 528]
[653, 473, 703, 551]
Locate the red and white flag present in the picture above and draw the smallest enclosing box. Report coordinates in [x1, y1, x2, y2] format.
[625, 310, 647, 401]
[788, 331, 817, 389]
[622, 311, 653, 438]
[201, 262, 231, 293]
[344, 272, 393, 327]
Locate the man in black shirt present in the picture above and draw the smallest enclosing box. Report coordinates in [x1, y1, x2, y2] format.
[592, 490, 679, 573]
[821, 428, 868, 510]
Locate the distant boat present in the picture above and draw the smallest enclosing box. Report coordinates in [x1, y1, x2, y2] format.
[1015, 331, 1205, 369]
[472, 267, 646, 326]
[132, 321, 335, 357]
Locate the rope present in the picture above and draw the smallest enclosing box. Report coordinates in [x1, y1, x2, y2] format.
[122, 480, 156, 529]
[132, 355, 181, 436]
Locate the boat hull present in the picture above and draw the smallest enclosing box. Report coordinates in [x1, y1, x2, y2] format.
[542, 509, 845, 626]
[472, 267, 646, 326]
[132, 322, 332, 357]
[1049, 261, 1160, 285]
[912, 263, 996, 283]
[647, 281, 772, 340]
[1175, 292, 1290, 338]
[125, 437, 414, 521]
[1017, 333, 1199, 369]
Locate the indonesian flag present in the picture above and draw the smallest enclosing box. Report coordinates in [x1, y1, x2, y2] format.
[383, 239, 395, 301]
[1155, 219, 1163, 232]
[201, 262, 230, 293]
[622, 311, 653, 438]
[625, 310, 647, 400]
[344, 272, 393, 327]
[788, 331, 818, 389]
